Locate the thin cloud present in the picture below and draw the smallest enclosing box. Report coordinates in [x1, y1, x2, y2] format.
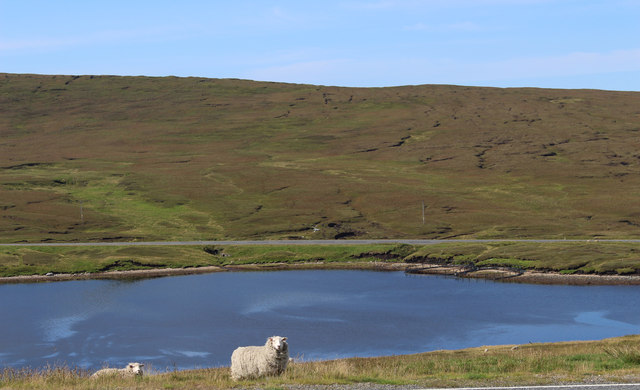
[243, 48, 640, 88]
[404, 21, 483, 32]
[0, 27, 185, 53]
[343, 0, 555, 9]
[244, 58, 355, 86]
[0, 38, 81, 51]
[480, 48, 640, 80]
[341, 1, 404, 10]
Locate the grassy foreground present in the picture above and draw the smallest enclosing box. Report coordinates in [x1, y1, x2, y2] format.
[2, 241, 640, 279]
[2, 335, 640, 389]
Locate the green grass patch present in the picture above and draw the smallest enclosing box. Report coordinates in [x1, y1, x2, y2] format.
[476, 257, 537, 268]
[0, 245, 221, 277]
[2, 241, 640, 278]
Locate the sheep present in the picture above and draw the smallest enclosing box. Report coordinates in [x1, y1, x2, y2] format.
[91, 362, 144, 378]
[230, 336, 289, 381]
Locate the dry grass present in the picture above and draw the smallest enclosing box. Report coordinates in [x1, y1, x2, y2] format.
[3, 336, 640, 389]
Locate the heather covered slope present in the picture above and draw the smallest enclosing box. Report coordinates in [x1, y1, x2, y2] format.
[1, 73, 640, 243]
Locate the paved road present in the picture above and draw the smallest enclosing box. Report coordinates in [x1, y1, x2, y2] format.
[1, 239, 640, 246]
[417, 385, 640, 390]
[288, 383, 640, 390]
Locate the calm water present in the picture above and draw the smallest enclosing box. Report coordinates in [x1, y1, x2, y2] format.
[1, 270, 639, 370]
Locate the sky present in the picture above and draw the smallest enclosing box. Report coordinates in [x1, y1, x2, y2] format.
[1, 0, 639, 91]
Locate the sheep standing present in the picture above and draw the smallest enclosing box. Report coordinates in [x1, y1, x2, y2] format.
[91, 362, 144, 378]
[231, 336, 289, 380]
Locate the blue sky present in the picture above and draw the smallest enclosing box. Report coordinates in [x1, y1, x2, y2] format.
[1, 0, 639, 91]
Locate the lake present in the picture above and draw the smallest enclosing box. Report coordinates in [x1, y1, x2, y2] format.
[1, 270, 639, 371]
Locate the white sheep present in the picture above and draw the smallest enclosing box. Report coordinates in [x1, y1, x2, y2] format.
[230, 336, 289, 381]
[91, 362, 144, 378]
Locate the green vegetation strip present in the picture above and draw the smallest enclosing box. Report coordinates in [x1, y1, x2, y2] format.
[1, 241, 640, 278]
[3, 335, 640, 389]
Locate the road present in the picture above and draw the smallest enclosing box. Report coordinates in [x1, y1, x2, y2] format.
[417, 385, 640, 390]
[1, 239, 640, 246]
[287, 383, 640, 390]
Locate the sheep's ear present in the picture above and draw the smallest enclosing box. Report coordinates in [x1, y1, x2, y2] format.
[283, 337, 287, 341]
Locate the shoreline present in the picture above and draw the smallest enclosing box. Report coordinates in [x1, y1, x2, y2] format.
[2, 261, 640, 285]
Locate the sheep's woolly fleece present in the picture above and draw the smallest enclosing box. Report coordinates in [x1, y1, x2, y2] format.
[91, 362, 144, 378]
[231, 336, 289, 380]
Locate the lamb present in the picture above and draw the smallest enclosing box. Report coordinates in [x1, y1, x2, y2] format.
[91, 362, 144, 378]
[230, 336, 289, 380]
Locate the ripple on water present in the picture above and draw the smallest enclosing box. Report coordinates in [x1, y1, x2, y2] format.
[574, 311, 638, 331]
[159, 349, 211, 358]
[42, 315, 89, 342]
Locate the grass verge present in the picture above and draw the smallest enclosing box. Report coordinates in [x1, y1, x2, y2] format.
[1, 242, 640, 280]
[2, 335, 640, 389]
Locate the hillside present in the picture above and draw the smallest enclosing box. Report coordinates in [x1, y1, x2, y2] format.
[1, 73, 640, 243]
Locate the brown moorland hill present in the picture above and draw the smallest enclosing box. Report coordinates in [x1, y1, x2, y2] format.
[1, 73, 640, 243]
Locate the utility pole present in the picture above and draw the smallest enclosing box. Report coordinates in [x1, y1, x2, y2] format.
[422, 201, 425, 225]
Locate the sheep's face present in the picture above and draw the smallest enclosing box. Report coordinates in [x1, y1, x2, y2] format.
[127, 363, 144, 375]
[268, 336, 288, 352]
